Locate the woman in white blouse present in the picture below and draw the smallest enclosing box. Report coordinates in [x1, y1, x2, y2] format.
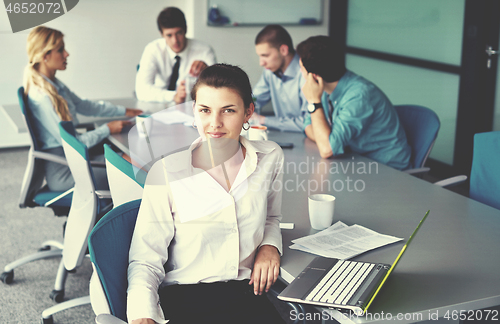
[127, 64, 286, 324]
[23, 26, 142, 191]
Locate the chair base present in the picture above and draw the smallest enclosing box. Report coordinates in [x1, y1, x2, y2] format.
[1, 241, 71, 303]
[41, 295, 90, 324]
[2, 241, 63, 275]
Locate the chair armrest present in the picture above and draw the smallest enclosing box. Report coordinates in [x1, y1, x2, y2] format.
[90, 161, 107, 168]
[434, 175, 468, 188]
[95, 314, 127, 324]
[403, 167, 430, 175]
[75, 123, 95, 131]
[32, 151, 68, 166]
[95, 190, 112, 199]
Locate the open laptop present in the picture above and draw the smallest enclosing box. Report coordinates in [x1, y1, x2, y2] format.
[278, 210, 430, 316]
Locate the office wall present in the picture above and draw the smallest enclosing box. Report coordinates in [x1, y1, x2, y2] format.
[0, 0, 193, 105]
[192, 0, 330, 86]
[0, 0, 328, 106]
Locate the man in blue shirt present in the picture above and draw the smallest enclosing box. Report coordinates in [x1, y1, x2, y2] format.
[252, 25, 308, 132]
[297, 36, 411, 170]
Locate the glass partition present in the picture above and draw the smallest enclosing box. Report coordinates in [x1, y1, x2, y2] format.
[494, 31, 500, 131]
[347, 0, 465, 65]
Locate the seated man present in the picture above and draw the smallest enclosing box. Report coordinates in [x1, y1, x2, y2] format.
[297, 36, 411, 170]
[252, 25, 308, 132]
[135, 7, 216, 105]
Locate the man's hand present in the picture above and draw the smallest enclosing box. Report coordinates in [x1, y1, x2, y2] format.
[189, 60, 208, 77]
[302, 73, 324, 104]
[249, 245, 280, 295]
[174, 80, 187, 104]
[107, 120, 131, 134]
[125, 108, 143, 117]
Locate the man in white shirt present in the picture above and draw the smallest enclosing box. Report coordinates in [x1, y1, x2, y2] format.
[252, 25, 308, 132]
[135, 7, 216, 105]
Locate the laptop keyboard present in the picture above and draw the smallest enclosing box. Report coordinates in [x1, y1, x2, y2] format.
[306, 260, 374, 305]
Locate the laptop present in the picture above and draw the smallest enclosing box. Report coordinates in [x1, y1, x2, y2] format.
[278, 210, 430, 316]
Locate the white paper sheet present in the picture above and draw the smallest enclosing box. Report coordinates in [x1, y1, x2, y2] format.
[290, 221, 402, 259]
[153, 110, 194, 126]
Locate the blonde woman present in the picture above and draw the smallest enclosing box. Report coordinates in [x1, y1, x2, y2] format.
[24, 26, 142, 191]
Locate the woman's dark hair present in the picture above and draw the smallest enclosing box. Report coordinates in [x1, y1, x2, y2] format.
[297, 36, 346, 82]
[157, 7, 187, 33]
[191, 64, 254, 108]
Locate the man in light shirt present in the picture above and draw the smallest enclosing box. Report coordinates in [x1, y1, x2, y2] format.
[135, 7, 216, 105]
[252, 25, 308, 132]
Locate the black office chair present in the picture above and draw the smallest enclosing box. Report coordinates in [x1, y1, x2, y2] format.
[1, 87, 73, 303]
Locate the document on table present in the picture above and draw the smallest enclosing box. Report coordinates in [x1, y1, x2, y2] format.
[289, 221, 403, 259]
[153, 109, 194, 126]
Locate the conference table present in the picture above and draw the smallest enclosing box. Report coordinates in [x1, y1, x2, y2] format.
[104, 98, 500, 323]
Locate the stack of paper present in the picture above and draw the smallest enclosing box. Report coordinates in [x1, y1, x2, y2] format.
[154, 109, 194, 126]
[290, 221, 402, 260]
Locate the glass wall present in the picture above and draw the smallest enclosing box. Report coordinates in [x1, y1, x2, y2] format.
[346, 0, 466, 165]
[494, 31, 500, 131]
[347, 0, 465, 65]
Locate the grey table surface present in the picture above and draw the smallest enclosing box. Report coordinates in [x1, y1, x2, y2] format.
[107, 99, 500, 323]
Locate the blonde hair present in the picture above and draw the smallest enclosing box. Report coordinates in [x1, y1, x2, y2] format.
[23, 26, 72, 121]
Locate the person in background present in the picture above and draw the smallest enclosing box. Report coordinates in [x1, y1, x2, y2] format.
[298, 36, 411, 170]
[135, 7, 216, 105]
[252, 25, 308, 132]
[24, 26, 142, 191]
[127, 64, 285, 324]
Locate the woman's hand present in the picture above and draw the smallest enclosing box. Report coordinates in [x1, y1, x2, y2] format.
[126, 108, 143, 117]
[130, 318, 156, 324]
[249, 245, 280, 295]
[107, 120, 131, 134]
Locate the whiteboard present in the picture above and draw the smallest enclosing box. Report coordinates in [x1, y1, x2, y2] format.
[207, 0, 323, 26]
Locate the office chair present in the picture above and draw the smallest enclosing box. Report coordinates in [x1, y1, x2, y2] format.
[88, 199, 141, 324]
[469, 131, 500, 209]
[40, 121, 113, 324]
[394, 105, 440, 175]
[103, 144, 146, 207]
[434, 131, 500, 209]
[1, 87, 73, 302]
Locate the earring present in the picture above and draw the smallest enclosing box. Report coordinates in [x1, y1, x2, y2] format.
[242, 122, 250, 131]
[44, 59, 47, 62]
[192, 120, 197, 129]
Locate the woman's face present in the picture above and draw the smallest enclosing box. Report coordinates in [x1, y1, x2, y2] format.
[193, 85, 254, 141]
[44, 40, 69, 71]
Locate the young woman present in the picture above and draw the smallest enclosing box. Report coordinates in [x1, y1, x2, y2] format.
[24, 26, 142, 191]
[127, 64, 286, 324]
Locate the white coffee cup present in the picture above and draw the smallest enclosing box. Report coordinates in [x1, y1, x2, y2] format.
[248, 125, 268, 141]
[136, 114, 153, 137]
[308, 194, 336, 230]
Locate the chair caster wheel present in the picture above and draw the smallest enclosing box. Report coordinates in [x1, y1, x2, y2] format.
[0, 270, 14, 284]
[41, 315, 53, 324]
[50, 289, 64, 303]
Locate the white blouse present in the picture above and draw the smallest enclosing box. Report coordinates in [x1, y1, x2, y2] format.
[127, 136, 284, 323]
